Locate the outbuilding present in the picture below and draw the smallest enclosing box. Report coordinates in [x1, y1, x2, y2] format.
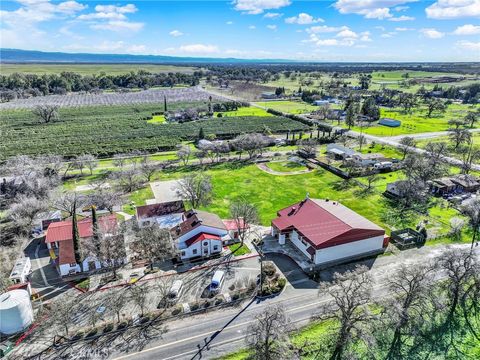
[271, 198, 387, 268]
[378, 118, 401, 127]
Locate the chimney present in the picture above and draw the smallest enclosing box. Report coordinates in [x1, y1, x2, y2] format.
[288, 207, 296, 216]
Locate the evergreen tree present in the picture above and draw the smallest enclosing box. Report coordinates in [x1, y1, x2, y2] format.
[72, 200, 82, 264]
[198, 127, 205, 141]
[91, 205, 100, 253]
[164, 96, 167, 112]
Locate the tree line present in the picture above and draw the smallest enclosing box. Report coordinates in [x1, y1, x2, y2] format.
[0, 70, 204, 101]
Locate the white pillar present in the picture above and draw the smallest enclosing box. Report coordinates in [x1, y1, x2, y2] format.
[279, 233, 285, 245]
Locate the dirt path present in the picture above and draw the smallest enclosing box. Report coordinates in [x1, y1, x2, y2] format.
[257, 162, 313, 176]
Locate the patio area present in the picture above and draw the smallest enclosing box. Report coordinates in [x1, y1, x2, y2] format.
[261, 235, 314, 273]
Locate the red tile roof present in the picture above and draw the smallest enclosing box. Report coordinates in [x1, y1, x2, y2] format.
[185, 232, 221, 247]
[222, 219, 249, 231]
[272, 198, 384, 250]
[172, 210, 226, 238]
[45, 214, 117, 243]
[58, 239, 76, 265]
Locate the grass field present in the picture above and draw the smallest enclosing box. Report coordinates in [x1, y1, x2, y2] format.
[346, 103, 479, 136]
[0, 63, 200, 75]
[228, 243, 251, 256]
[266, 161, 308, 172]
[214, 107, 272, 117]
[254, 100, 318, 114]
[124, 162, 464, 242]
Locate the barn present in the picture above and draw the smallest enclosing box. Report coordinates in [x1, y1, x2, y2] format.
[271, 198, 388, 267]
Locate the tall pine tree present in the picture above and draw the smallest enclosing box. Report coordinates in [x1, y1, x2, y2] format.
[164, 96, 168, 112]
[72, 200, 82, 264]
[91, 205, 100, 254]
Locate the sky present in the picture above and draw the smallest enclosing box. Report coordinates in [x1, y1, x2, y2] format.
[0, 0, 479, 62]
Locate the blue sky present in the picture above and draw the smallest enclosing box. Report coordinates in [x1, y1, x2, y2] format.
[1, 0, 479, 61]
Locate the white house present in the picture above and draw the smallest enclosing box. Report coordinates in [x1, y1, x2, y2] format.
[45, 214, 125, 276]
[326, 144, 356, 160]
[136, 200, 185, 228]
[271, 198, 388, 268]
[171, 210, 230, 260]
[351, 153, 386, 167]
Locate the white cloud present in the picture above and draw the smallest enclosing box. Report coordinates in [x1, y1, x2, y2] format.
[426, 0, 480, 19]
[334, 0, 417, 19]
[389, 15, 415, 21]
[91, 20, 144, 32]
[57, 1, 87, 14]
[232, 0, 291, 15]
[285, 12, 323, 24]
[420, 28, 445, 39]
[453, 24, 480, 35]
[249, 25, 256, 29]
[381, 32, 397, 38]
[306, 25, 343, 33]
[169, 30, 184, 37]
[178, 44, 219, 54]
[395, 27, 415, 31]
[77, 4, 142, 32]
[360, 31, 372, 41]
[226, 21, 234, 25]
[456, 40, 480, 50]
[394, 5, 410, 11]
[267, 24, 277, 30]
[316, 39, 340, 46]
[336, 28, 358, 38]
[375, 25, 386, 31]
[264, 12, 282, 18]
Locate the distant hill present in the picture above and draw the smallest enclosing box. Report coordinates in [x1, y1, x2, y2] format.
[0, 48, 292, 64]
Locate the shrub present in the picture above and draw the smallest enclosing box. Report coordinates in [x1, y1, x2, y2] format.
[71, 331, 84, 341]
[262, 261, 276, 277]
[117, 321, 128, 329]
[103, 323, 114, 333]
[190, 303, 199, 311]
[278, 277, 287, 290]
[171, 306, 182, 316]
[86, 328, 98, 338]
[229, 283, 236, 291]
[215, 297, 224, 306]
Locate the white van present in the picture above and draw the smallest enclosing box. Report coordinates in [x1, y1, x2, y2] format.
[167, 280, 183, 302]
[373, 161, 393, 170]
[209, 270, 225, 293]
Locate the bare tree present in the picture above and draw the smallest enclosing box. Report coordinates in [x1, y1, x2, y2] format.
[51, 191, 85, 217]
[364, 172, 380, 192]
[245, 305, 293, 360]
[130, 224, 175, 269]
[109, 289, 127, 323]
[88, 188, 123, 213]
[113, 154, 127, 169]
[129, 284, 149, 316]
[176, 145, 192, 166]
[233, 133, 269, 160]
[8, 195, 47, 235]
[112, 169, 143, 193]
[139, 156, 157, 182]
[32, 105, 59, 124]
[176, 172, 212, 208]
[460, 197, 480, 248]
[459, 141, 480, 174]
[318, 266, 373, 360]
[298, 139, 318, 158]
[398, 136, 417, 160]
[81, 154, 98, 175]
[229, 197, 259, 245]
[449, 217, 465, 242]
[357, 134, 366, 151]
[375, 264, 435, 360]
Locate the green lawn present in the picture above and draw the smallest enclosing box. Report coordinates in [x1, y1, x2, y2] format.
[123, 186, 155, 215]
[347, 104, 479, 136]
[266, 161, 308, 172]
[147, 115, 166, 124]
[228, 243, 251, 256]
[143, 162, 464, 242]
[215, 107, 272, 117]
[254, 100, 318, 114]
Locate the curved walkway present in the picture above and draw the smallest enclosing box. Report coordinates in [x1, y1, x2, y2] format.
[257, 162, 313, 176]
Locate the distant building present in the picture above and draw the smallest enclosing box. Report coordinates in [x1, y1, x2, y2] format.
[326, 144, 356, 160]
[261, 92, 277, 100]
[385, 180, 408, 198]
[9, 257, 31, 285]
[379, 118, 401, 127]
[351, 153, 386, 167]
[271, 198, 388, 267]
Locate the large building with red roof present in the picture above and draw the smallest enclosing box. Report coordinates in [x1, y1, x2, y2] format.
[271, 198, 388, 267]
[45, 214, 121, 276]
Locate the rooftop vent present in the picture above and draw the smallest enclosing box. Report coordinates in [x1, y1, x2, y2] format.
[288, 207, 296, 216]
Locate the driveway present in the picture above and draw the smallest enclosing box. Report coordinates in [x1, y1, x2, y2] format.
[264, 253, 318, 290]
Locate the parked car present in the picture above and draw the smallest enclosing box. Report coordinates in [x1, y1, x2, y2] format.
[167, 280, 184, 303]
[209, 270, 225, 294]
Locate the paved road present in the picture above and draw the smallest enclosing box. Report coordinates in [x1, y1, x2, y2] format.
[107, 244, 477, 360]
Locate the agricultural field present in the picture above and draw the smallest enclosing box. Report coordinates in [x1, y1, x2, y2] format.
[0, 86, 223, 110]
[254, 100, 319, 114]
[266, 161, 308, 172]
[346, 103, 479, 136]
[0, 63, 200, 75]
[214, 107, 272, 117]
[0, 103, 308, 160]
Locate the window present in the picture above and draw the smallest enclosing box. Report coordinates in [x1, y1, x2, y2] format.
[70, 263, 77, 267]
[213, 245, 219, 251]
[181, 251, 185, 257]
[143, 220, 150, 226]
[192, 249, 198, 255]
[203, 241, 209, 246]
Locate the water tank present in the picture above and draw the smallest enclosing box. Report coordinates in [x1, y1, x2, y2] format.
[0, 289, 34, 335]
